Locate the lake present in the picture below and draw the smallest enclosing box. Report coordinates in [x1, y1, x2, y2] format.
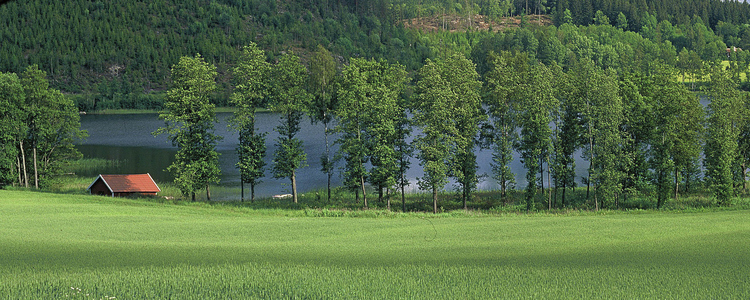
[77, 112, 588, 200]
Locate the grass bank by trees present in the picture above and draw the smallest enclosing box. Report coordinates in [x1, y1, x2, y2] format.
[1, 190, 748, 298]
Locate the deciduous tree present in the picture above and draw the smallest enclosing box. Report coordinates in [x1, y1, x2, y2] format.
[21, 65, 86, 189]
[336, 58, 407, 208]
[569, 58, 624, 210]
[443, 54, 484, 210]
[0, 72, 25, 187]
[230, 43, 269, 202]
[704, 67, 745, 205]
[484, 51, 519, 203]
[269, 52, 310, 204]
[155, 54, 220, 201]
[414, 58, 454, 213]
[308, 45, 338, 202]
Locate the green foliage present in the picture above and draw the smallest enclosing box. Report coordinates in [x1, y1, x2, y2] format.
[336, 58, 408, 208]
[593, 10, 610, 26]
[568, 59, 624, 209]
[633, 66, 704, 208]
[616, 12, 628, 30]
[0, 72, 24, 186]
[414, 58, 455, 213]
[704, 67, 746, 205]
[17, 65, 86, 189]
[517, 58, 558, 211]
[442, 54, 484, 209]
[155, 54, 221, 200]
[308, 45, 338, 202]
[484, 51, 521, 202]
[413, 54, 482, 212]
[230, 43, 270, 202]
[269, 52, 310, 203]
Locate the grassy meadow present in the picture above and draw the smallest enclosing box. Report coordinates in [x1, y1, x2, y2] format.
[2, 190, 749, 298]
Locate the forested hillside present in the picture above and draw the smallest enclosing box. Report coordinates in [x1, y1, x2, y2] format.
[2, 0, 750, 111]
[4, 0, 750, 209]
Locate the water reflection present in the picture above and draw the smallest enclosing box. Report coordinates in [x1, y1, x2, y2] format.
[77, 112, 587, 200]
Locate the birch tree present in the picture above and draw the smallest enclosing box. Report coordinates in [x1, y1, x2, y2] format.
[444, 54, 484, 210]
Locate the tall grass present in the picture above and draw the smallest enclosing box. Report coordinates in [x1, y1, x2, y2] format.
[1, 190, 749, 298]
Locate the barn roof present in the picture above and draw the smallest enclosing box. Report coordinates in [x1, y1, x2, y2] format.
[87, 174, 161, 193]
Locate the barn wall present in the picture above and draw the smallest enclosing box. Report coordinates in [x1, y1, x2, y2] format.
[89, 180, 112, 196]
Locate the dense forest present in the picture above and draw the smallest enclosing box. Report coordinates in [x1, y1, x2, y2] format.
[2, 0, 750, 110]
[3, 0, 750, 211]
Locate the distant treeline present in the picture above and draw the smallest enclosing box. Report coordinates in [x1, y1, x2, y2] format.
[3, 0, 750, 111]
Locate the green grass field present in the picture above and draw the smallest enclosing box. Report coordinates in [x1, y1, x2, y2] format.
[1, 190, 749, 299]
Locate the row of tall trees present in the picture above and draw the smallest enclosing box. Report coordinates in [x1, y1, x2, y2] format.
[0, 66, 86, 188]
[157, 41, 748, 210]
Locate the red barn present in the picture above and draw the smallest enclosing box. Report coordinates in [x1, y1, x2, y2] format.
[87, 174, 161, 197]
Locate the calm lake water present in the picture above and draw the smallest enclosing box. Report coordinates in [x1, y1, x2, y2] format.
[77, 112, 587, 200]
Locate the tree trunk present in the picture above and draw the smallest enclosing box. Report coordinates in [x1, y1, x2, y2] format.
[553, 185, 558, 209]
[675, 168, 679, 201]
[589, 123, 596, 210]
[33, 146, 38, 189]
[292, 171, 298, 203]
[16, 154, 22, 186]
[251, 183, 255, 203]
[547, 155, 552, 210]
[401, 174, 406, 212]
[463, 183, 468, 210]
[325, 119, 331, 202]
[386, 188, 391, 211]
[539, 156, 544, 198]
[432, 186, 438, 214]
[241, 181, 245, 202]
[378, 185, 383, 203]
[191, 192, 196, 202]
[206, 185, 211, 201]
[501, 178, 507, 202]
[586, 168, 591, 200]
[327, 172, 332, 202]
[401, 179, 406, 212]
[743, 162, 748, 193]
[361, 175, 367, 208]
